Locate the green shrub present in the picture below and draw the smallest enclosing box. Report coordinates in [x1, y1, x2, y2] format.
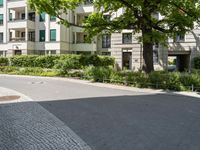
[54, 55, 81, 75]
[180, 73, 200, 91]
[68, 70, 84, 78]
[149, 71, 168, 89]
[99, 56, 115, 67]
[10, 55, 38, 67]
[0, 66, 18, 73]
[0, 57, 9, 66]
[194, 56, 200, 69]
[166, 72, 183, 91]
[83, 66, 113, 82]
[34, 55, 59, 68]
[110, 71, 124, 83]
[10, 55, 59, 68]
[80, 55, 115, 67]
[125, 71, 149, 88]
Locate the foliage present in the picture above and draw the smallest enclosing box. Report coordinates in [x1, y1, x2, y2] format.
[54, 55, 81, 75]
[125, 71, 149, 88]
[194, 56, 200, 69]
[80, 55, 114, 67]
[10, 55, 38, 67]
[29, 0, 200, 72]
[8, 54, 114, 70]
[0, 57, 9, 66]
[0, 66, 60, 77]
[83, 66, 113, 82]
[34, 55, 59, 68]
[110, 71, 124, 84]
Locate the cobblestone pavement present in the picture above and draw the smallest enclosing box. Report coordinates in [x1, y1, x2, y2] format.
[0, 102, 91, 150]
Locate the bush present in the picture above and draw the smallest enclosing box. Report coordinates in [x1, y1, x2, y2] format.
[125, 71, 149, 88]
[0, 57, 9, 66]
[0, 66, 18, 73]
[110, 71, 124, 84]
[10, 55, 38, 67]
[34, 55, 59, 68]
[194, 56, 200, 69]
[180, 73, 200, 91]
[80, 55, 115, 67]
[10, 55, 59, 68]
[83, 66, 113, 82]
[54, 55, 81, 75]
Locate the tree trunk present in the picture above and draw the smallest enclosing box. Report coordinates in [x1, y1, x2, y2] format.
[142, 28, 154, 73]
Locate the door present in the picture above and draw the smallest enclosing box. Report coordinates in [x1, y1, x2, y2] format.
[122, 52, 132, 70]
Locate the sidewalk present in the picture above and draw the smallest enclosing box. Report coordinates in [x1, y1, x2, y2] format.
[0, 86, 92, 150]
[1, 74, 200, 99]
[0, 87, 32, 104]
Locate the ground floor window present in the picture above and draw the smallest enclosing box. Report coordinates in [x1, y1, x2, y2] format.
[39, 30, 45, 42]
[50, 29, 56, 41]
[46, 50, 56, 55]
[14, 50, 22, 55]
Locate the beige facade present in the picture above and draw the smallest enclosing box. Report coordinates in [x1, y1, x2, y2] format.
[0, 0, 200, 71]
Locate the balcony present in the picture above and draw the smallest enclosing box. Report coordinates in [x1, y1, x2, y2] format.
[9, 28, 35, 43]
[8, 7, 35, 29]
[75, 4, 94, 14]
[7, 0, 26, 8]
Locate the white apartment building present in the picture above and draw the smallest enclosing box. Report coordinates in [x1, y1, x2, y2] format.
[0, 0, 200, 71]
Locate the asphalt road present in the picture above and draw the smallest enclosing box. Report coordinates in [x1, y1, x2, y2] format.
[1, 75, 200, 150]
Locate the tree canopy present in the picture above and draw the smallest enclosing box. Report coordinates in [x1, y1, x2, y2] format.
[29, 0, 200, 73]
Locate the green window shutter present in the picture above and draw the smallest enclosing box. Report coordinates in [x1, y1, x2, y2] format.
[0, 14, 3, 25]
[39, 30, 45, 42]
[0, 0, 3, 6]
[50, 29, 56, 41]
[39, 13, 45, 22]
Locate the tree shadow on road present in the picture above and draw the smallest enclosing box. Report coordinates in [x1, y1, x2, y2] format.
[37, 93, 200, 150]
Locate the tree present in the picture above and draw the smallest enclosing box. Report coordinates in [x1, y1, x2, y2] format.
[29, 0, 200, 73]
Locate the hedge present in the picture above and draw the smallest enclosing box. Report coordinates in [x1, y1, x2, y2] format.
[0, 57, 9, 66]
[8, 54, 115, 69]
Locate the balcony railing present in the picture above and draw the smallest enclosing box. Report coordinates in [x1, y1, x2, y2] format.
[10, 37, 25, 42]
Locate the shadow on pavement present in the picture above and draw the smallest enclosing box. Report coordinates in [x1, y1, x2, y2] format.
[37, 93, 200, 150]
[1, 93, 200, 150]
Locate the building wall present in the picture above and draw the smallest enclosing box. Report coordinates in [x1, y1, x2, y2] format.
[0, 0, 200, 71]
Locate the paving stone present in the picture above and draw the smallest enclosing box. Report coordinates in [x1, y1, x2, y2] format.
[0, 102, 91, 150]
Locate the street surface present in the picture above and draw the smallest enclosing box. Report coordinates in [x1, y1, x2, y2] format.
[0, 75, 200, 150]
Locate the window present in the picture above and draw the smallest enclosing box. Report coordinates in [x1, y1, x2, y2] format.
[39, 13, 45, 22]
[0, 0, 3, 7]
[0, 32, 3, 43]
[28, 31, 35, 42]
[9, 13, 12, 21]
[39, 30, 45, 42]
[175, 33, 185, 42]
[0, 14, 3, 25]
[122, 33, 132, 44]
[21, 13, 25, 20]
[50, 16, 56, 21]
[29, 12, 35, 21]
[50, 29, 56, 41]
[102, 34, 111, 48]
